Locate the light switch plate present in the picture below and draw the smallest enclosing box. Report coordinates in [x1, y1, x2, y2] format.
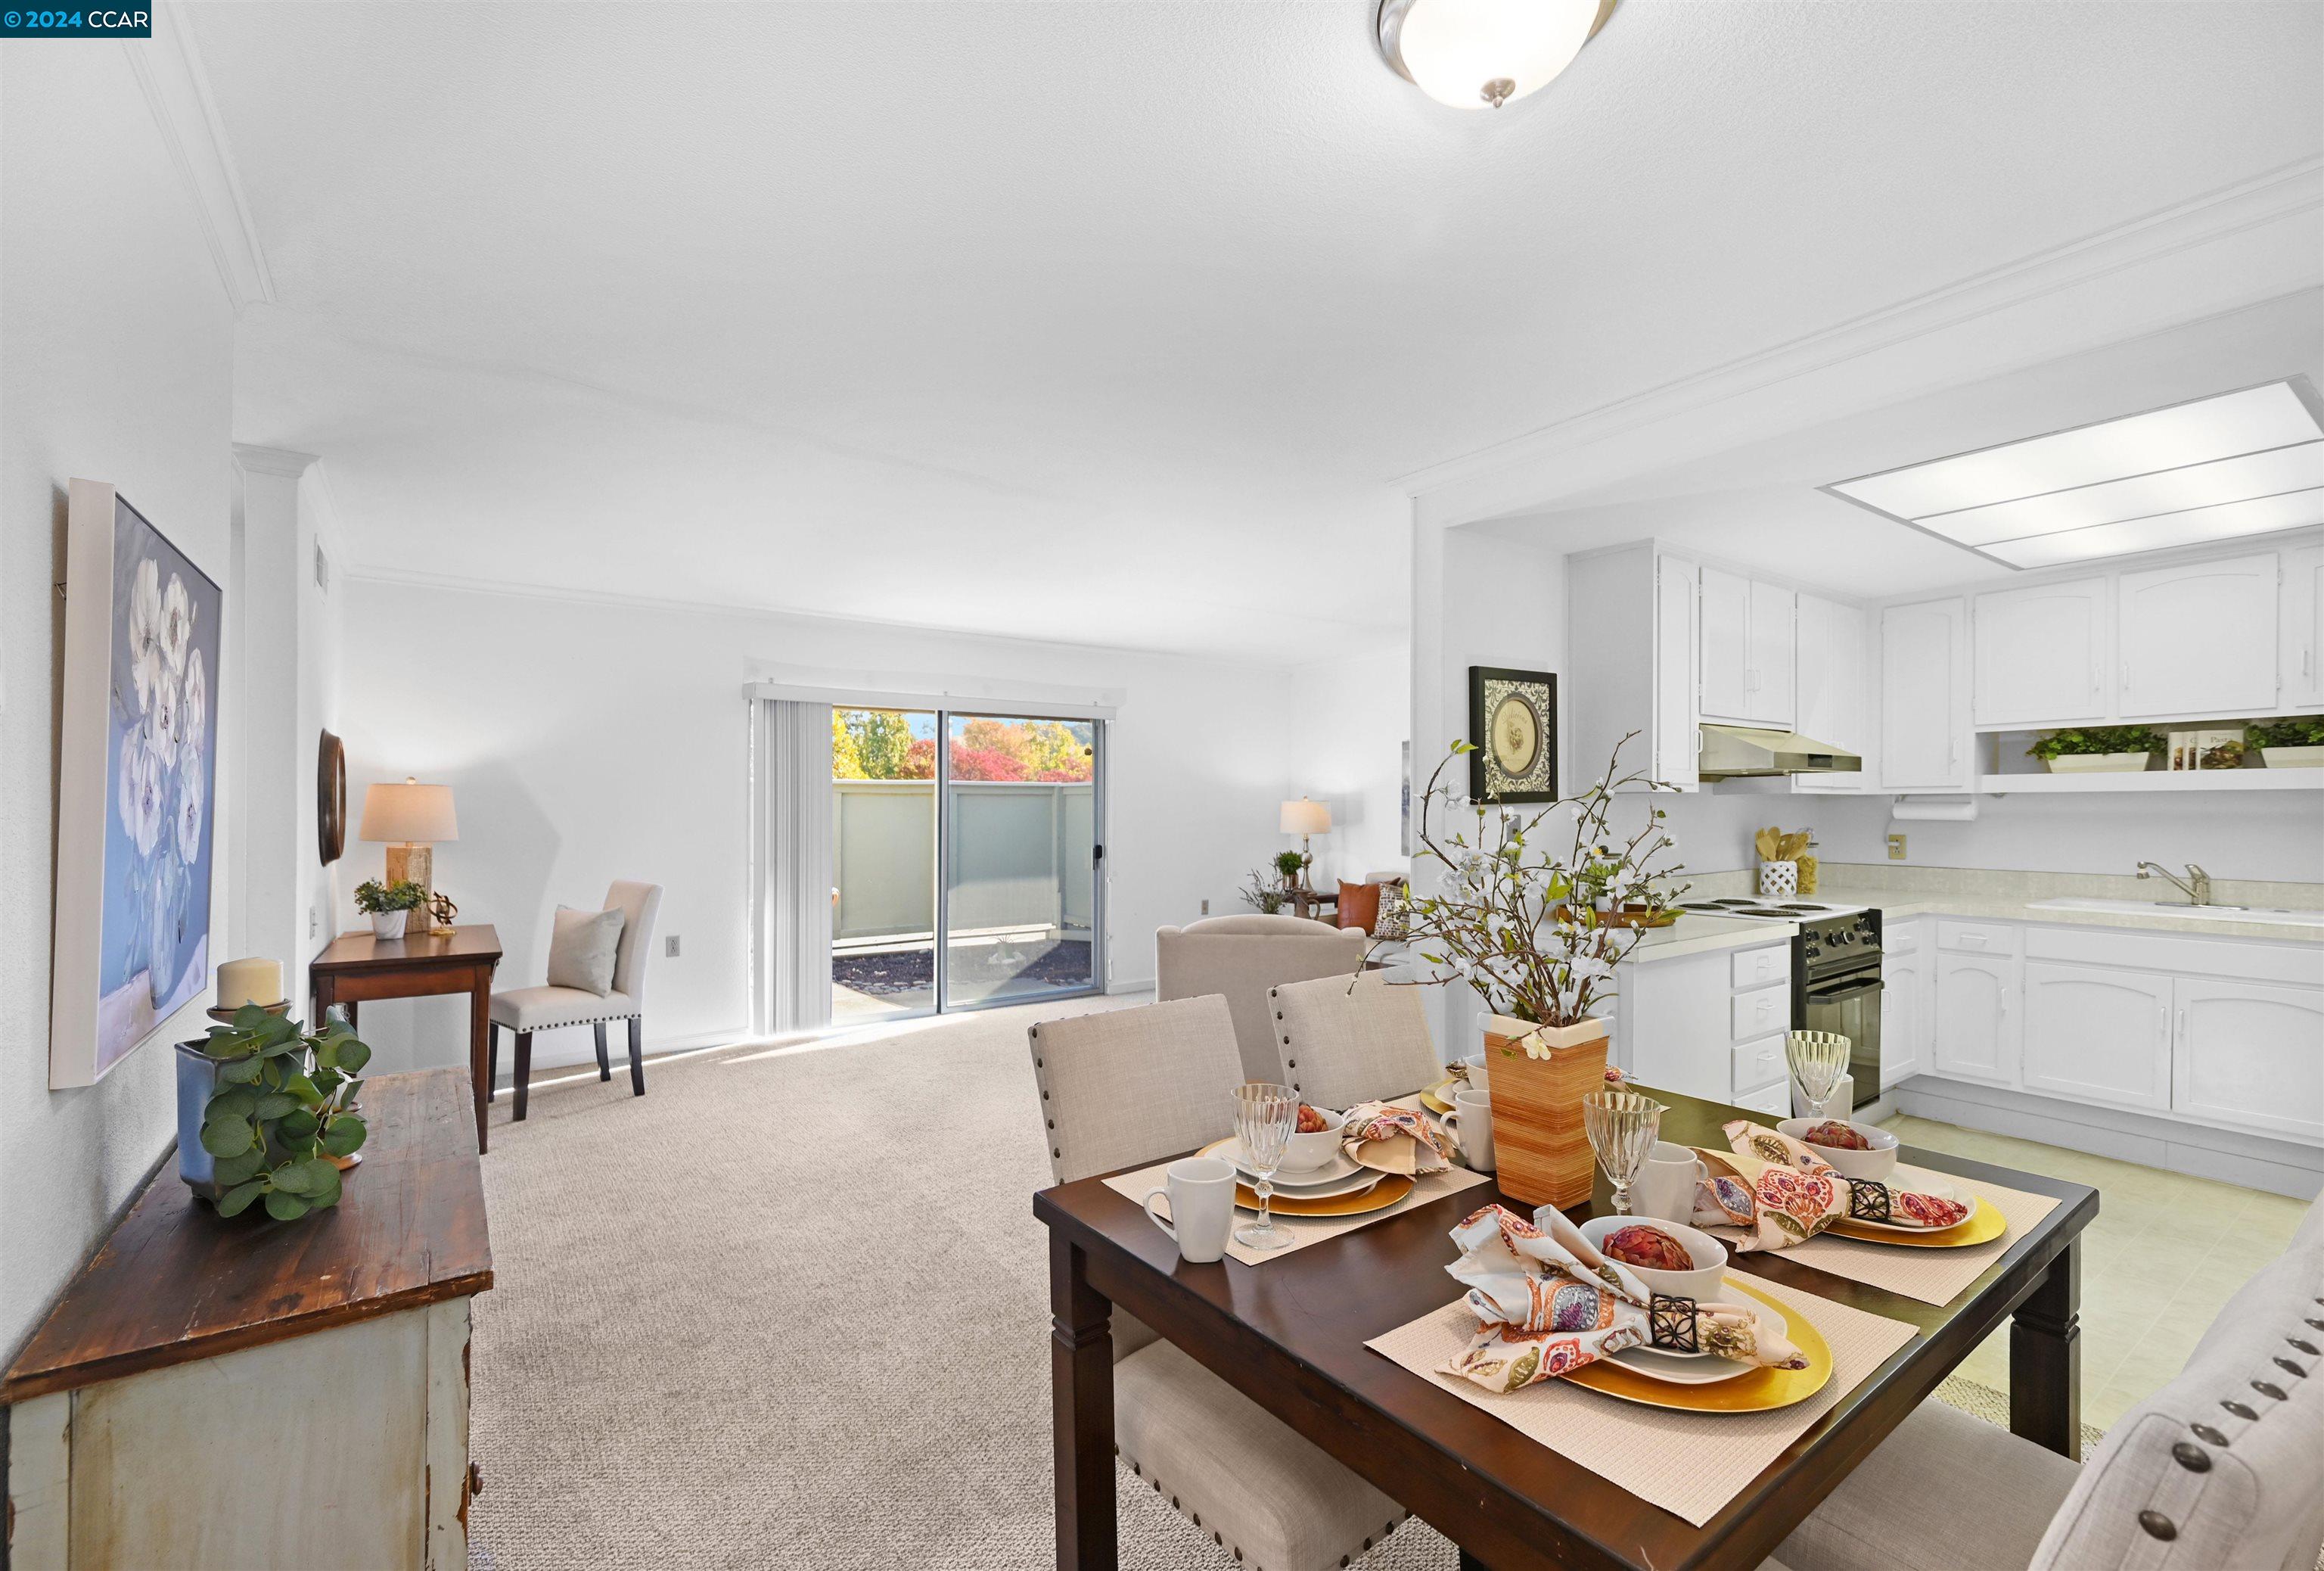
[1886, 833, 1908, 861]
[666, 935, 681, 957]
[1200, 898, 1210, 916]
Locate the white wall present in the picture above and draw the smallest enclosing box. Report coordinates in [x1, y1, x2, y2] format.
[1287, 647, 1410, 888]
[1, 45, 239, 1357]
[332, 577, 1303, 1073]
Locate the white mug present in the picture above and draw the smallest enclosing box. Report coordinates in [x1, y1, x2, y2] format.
[1633, 1140, 1708, 1224]
[1440, 1087, 1495, 1172]
[1142, 1156, 1236, 1264]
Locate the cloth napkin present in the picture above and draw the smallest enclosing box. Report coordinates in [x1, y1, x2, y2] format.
[1342, 1101, 1456, 1175]
[1694, 1121, 1971, 1251]
[1440, 1202, 1808, 1394]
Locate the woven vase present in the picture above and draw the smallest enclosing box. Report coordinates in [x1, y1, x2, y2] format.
[1480, 1015, 1608, 1209]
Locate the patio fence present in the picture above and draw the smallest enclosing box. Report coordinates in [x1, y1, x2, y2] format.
[832, 779, 1094, 942]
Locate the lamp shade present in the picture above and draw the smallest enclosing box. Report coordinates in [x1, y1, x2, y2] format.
[1280, 798, 1332, 837]
[359, 779, 458, 843]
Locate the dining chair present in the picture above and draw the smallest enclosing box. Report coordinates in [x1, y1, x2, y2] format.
[1270, 970, 1440, 1111]
[1775, 1224, 2324, 1571]
[489, 880, 662, 1120]
[1154, 914, 1367, 1082]
[1027, 996, 1409, 1571]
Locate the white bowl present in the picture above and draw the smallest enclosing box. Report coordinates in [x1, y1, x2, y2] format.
[1460, 1051, 1490, 1091]
[1279, 1106, 1348, 1171]
[1779, 1116, 1899, 1181]
[1580, 1215, 1727, 1304]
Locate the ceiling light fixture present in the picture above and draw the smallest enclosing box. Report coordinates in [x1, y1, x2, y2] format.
[1821, 379, 2324, 570]
[1377, 0, 1618, 110]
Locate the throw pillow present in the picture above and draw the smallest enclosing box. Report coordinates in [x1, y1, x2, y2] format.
[548, 906, 626, 996]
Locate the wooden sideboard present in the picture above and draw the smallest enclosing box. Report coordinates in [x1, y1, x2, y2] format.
[4, 1069, 492, 1569]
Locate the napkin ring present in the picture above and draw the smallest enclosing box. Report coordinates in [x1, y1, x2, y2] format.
[1648, 1294, 1700, 1354]
[1848, 1181, 1894, 1224]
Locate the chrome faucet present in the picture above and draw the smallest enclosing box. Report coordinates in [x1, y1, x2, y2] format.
[2136, 861, 2212, 907]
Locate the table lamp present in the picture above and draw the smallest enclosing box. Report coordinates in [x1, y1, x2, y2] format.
[1280, 798, 1331, 885]
[359, 777, 458, 933]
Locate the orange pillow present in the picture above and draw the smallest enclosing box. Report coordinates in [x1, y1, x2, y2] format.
[1337, 881, 1381, 932]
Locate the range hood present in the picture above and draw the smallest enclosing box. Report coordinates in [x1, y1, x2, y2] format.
[1698, 724, 1862, 779]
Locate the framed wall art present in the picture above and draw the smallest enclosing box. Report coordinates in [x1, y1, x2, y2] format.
[1468, 666, 1558, 803]
[50, 478, 224, 1087]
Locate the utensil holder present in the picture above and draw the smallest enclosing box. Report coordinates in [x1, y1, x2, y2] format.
[1480, 1015, 1606, 1209]
[1757, 860, 1799, 898]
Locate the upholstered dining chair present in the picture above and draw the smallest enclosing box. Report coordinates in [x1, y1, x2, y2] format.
[1271, 970, 1440, 1111]
[489, 880, 663, 1120]
[1776, 1198, 2324, 1571]
[1154, 914, 1367, 1082]
[1027, 997, 1408, 1571]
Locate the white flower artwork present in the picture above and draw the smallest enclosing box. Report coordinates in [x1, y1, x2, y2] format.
[160, 571, 193, 674]
[128, 556, 163, 711]
[175, 764, 204, 863]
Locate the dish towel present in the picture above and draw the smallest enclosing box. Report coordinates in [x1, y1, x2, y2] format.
[1441, 1203, 1807, 1394]
[1695, 1121, 1971, 1250]
[1342, 1100, 1455, 1175]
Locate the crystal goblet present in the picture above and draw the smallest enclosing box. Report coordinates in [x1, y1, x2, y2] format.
[1787, 1029, 1853, 1122]
[1231, 1081, 1300, 1251]
[1582, 1090, 1664, 1216]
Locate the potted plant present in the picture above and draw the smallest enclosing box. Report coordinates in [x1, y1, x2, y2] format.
[1238, 869, 1288, 914]
[1383, 733, 1684, 1208]
[2027, 725, 2164, 773]
[175, 1003, 369, 1216]
[354, 876, 427, 938]
[1272, 848, 1309, 893]
[2248, 716, 2324, 769]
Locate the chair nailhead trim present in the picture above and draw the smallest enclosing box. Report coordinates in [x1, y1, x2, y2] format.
[2306, 1317, 2324, 1332]
[2138, 1510, 2177, 1541]
[2221, 1399, 2257, 1420]
[2290, 1338, 2320, 1356]
[2191, 1423, 2229, 1447]
[2171, 1442, 2211, 1472]
[2273, 1356, 2307, 1377]
[2251, 1380, 2287, 1401]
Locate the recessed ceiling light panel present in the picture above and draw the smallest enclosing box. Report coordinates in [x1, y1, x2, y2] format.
[1822, 379, 2324, 570]
[1377, 0, 1616, 110]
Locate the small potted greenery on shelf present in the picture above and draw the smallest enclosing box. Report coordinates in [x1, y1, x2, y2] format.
[2248, 715, 2324, 769]
[2026, 725, 2164, 774]
[1272, 847, 1310, 893]
[354, 876, 427, 938]
[176, 1004, 369, 1217]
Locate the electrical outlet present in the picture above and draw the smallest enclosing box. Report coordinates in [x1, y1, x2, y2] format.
[1200, 898, 1210, 916]
[1886, 832, 1908, 861]
[309, 905, 318, 938]
[666, 935, 680, 958]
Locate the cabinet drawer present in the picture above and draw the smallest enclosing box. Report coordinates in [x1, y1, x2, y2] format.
[1732, 1034, 1787, 1096]
[1730, 944, 1791, 991]
[1731, 985, 1789, 1041]
[1731, 1081, 1791, 1119]
[1937, 919, 2021, 957]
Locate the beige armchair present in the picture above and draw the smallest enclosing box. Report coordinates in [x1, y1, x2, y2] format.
[1154, 914, 1368, 1082]
[489, 880, 663, 1119]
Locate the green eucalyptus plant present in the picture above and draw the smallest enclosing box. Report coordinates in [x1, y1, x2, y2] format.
[197, 1003, 371, 1220]
[2248, 715, 2324, 748]
[353, 877, 427, 914]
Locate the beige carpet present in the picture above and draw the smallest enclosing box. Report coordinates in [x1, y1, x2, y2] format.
[465, 1002, 2089, 1569]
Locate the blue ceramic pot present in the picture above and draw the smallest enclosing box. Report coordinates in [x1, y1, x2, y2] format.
[174, 1040, 227, 1201]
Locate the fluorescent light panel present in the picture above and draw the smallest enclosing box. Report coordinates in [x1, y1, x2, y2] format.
[1825, 380, 2324, 568]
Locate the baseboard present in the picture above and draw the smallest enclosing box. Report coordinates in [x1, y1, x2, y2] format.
[1105, 977, 1156, 997]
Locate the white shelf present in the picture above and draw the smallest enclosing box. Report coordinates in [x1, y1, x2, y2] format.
[1978, 769, 2322, 793]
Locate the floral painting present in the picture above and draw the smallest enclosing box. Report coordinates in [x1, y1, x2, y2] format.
[92, 496, 221, 1074]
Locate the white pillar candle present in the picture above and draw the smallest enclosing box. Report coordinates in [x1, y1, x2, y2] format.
[216, 957, 285, 1009]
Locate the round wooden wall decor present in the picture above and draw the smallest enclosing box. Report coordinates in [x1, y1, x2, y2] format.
[317, 730, 346, 865]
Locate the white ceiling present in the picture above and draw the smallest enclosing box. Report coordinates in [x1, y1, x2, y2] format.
[194, 0, 2324, 659]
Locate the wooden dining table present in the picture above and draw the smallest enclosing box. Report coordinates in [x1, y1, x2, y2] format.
[1033, 1084, 2098, 1571]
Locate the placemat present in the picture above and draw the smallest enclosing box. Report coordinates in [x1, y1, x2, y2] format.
[1718, 1162, 2062, 1307]
[1102, 1156, 1490, 1266]
[1366, 1275, 1919, 1526]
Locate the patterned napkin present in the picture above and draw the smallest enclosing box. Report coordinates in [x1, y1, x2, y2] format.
[1342, 1100, 1455, 1176]
[1441, 1203, 1807, 1394]
[1695, 1121, 1971, 1250]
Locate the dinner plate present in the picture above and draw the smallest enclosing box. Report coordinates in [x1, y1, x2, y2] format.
[1195, 1139, 1382, 1199]
[1562, 1276, 1833, 1413]
[1605, 1286, 1782, 1386]
[1841, 1172, 1981, 1235]
[1217, 1140, 1366, 1188]
[1830, 1193, 2007, 1247]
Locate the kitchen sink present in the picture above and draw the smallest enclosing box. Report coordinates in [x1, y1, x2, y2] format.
[2027, 897, 2324, 928]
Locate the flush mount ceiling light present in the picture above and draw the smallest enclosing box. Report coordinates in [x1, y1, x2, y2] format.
[1822, 379, 2324, 571]
[1377, 0, 1618, 110]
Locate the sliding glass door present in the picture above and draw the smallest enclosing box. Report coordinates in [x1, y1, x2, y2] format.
[826, 707, 1101, 1020]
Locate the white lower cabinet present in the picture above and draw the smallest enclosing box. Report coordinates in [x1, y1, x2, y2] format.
[1620, 941, 1794, 1104]
[2173, 978, 2324, 1142]
[2020, 960, 2173, 1112]
[1881, 946, 1922, 1086]
[1931, 950, 2019, 1087]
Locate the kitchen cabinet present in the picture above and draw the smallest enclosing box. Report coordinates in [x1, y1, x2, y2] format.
[1973, 576, 2108, 726]
[1653, 554, 1701, 789]
[1617, 939, 1793, 1103]
[1700, 565, 1751, 722]
[2283, 543, 2324, 711]
[2172, 978, 2324, 1143]
[1880, 922, 1923, 1087]
[1794, 593, 1869, 791]
[1931, 950, 2018, 1087]
[1880, 597, 1971, 792]
[1747, 579, 1796, 727]
[2117, 552, 2279, 718]
[2020, 960, 2173, 1112]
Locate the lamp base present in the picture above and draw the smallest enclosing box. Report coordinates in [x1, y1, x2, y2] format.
[385, 842, 433, 925]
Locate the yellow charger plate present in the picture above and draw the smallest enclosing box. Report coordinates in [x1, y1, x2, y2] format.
[1420, 1080, 1461, 1115]
[1830, 1195, 2007, 1247]
[1563, 1275, 1833, 1414]
[1195, 1138, 1418, 1217]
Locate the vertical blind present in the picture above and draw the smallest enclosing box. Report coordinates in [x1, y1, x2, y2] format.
[758, 700, 834, 1035]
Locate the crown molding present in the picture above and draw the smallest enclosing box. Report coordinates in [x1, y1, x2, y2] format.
[125, 1, 275, 312]
[231, 443, 317, 478]
[1398, 156, 2324, 512]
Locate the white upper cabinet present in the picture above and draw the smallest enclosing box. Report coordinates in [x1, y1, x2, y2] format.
[1794, 593, 1869, 791]
[2117, 552, 2280, 718]
[1880, 597, 1970, 792]
[2283, 543, 2324, 711]
[1747, 580, 1796, 726]
[1973, 577, 2108, 726]
[1699, 565, 1751, 722]
[1653, 555, 1700, 789]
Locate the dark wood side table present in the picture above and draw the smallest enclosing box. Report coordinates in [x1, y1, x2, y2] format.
[1285, 886, 1338, 922]
[312, 924, 503, 1153]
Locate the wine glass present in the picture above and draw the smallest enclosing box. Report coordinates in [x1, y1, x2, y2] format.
[1582, 1090, 1664, 1215]
[1231, 1081, 1300, 1251]
[1787, 1030, 1852, 1121]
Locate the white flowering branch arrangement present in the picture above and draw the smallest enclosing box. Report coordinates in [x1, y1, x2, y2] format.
[1377, 733, 1688, 1034]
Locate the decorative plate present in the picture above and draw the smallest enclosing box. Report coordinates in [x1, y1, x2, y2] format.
[1563, 1275, 1833, 1413]
[1831, 1194, 2006, 1247]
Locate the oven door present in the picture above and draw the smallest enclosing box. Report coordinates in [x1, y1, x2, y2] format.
[1804, 967, 1883, 1109]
